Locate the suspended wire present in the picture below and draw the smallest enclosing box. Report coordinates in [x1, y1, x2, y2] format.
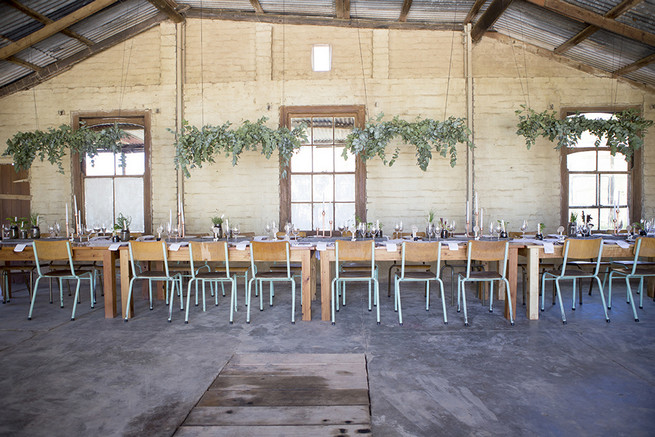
[32, 88, 39, 130]
[118, 1, 135, 115]
[200, 0, 205, 125]
[443, 27, 455, 121]
[510, 8, 530, 109]
[352, 2, 369, 115]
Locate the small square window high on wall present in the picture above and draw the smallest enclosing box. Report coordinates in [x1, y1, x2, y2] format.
[312, 44, 331, 72]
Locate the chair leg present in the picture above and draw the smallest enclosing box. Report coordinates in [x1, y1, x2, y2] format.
[374, 279, 380, 325]
[269, 282, 274, 307]
[148, 281, 154, 310]
[246, 278, 255, 323]
[27, 276, 43, 320]
[291, 280, 296, 324]
[504, 278, 514, 326]
[439, 280, 448, 325]
[638, 277, 645, 309]
[489, 281, 494, 312]
[331, 279, 337, 325]
[168, 279, 175, 323]
[259, 280, 264, 311]
[595, 276, 610, 323]
[608, 271, 615, 309]
[185, 278, 194, 323]
[59, 279, 64, 308]
[367, 280, 372, 312]
[125, 277, 137, 321]
[625, 277, 639, 322]
[396, 279, 403, 326]
[70, 279, 82, 320]
[461, 280, 469, 326]
[425, 281, 430, 311]
[571, 278, 577, 310]
[555, 279, 567, 324]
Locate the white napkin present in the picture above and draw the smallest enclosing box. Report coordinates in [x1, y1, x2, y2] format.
[254, 235, 268, 242]
[13, 244, 27, 252]
[108, 242, 126, 251]
[616, 240, 631, 249]
[386, 243, 398, 252]
[543, 242, 555, 254]
[316, 242, 327, 251]
[169, 242, 189, 251]
[236, 242, 248, 251]
[447, 242, 460, 251]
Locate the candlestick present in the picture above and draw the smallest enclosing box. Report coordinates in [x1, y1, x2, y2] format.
[480, 208, 484, 236]
[474, 192, 478, 215]
[466, 200, 470, 224]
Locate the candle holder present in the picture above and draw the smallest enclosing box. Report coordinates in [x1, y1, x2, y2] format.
[321, 210, 327, 237]
[465, 220, 470, 238]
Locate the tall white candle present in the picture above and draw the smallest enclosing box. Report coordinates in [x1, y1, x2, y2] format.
[73, 195, 77, 212]
[474, 192, 478, 214]
[480, 208, 484, 234]
[65, 203, 69, 224]
[466, 201, 470, 223]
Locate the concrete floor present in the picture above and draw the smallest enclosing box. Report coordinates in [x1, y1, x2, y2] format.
[1, 274, 654, 436]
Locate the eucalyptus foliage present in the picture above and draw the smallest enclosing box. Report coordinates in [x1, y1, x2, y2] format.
[342, 114, 472, 169]
[170, 117, 307, 178]
[3, 124, 127, 173]
[515, 105, 653, 161]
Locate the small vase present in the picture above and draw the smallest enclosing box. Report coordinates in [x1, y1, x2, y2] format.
[567, 222, 577, 238]
[535, 233, 543, 240]
[500, 231, 508, 239]
[19, 229, 29, 239]
[120, 229, 131, 242]
[441, 229, 449, 239]
[31, 226, 40, 239]
[639, 229, 647, 236]
[10, 225, 19, 239]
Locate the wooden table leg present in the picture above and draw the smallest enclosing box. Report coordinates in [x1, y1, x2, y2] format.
[504, 246, 518, 320]
[301, 249, 312, 321]
[526, 246, 540, 320]
[102, 249, 117, 318]
[120, 248, 132, 319]
[320, 253, 331, 321]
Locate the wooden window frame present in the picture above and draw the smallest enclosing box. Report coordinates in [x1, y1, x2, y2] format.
[279, 105, 366, 229]
[71, 110, 152, 233]
[559, 106, 642, 228]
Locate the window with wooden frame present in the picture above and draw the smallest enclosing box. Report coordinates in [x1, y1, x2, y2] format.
[72, 111, 151, 233]
[560, 108, 642, 230]
[280, 106, 366, 231]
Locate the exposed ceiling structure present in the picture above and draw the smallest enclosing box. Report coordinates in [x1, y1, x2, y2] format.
[0, 0, 653, 98]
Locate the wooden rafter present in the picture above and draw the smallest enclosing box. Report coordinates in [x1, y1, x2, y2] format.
[248, 0, 264, 14]
[0, 0, 118, 61]
[336, 0, 350, 20]
[0, 12, 168, 98]
[554, 0, 644, 54]
[4, 0, 94, 46]
[187, 8, 461, 31]
[471, 0, 513, 42]
[613, 52, 655, 76]
[525, 0, 655, 47]
[464, 0, 488, 25]
[147, 0, 185, 23]
[6, 55, 42, 72]
[399, 0, 413, 22]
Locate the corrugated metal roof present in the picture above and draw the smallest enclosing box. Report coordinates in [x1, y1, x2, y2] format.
[351, 0, 405, 21]
[69, 0, 159, 41]
[0, 61, 31, 87]
[259, 0, 334, 16]
[405, 0, 472, 23]
[180, 0, 259, 11]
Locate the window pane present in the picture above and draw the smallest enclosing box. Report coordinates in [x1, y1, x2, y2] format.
[85, 152, 115, 176]
[120, 151, 145, 176]
[569, 174, 596, 206]
[291, 203, 312, 230]
[335, 203, 355, 228]
[115, 178, 144, 232]
[291, 175, 311, 202]
[599, 174, 628, 206]
[313, 174, 333, 202]
[291, 118, 312, 144]
[597, 151, 628, 171]
[291, 146, 312, 172]
[335, 147, 356, 172]
[84, 178, 114, 228]
[334, 117, 354, 144]
[567, 151, 596, 171]
[313, 203, 334, 230]
[335, 174, 355, 201]
[599, 207, 629, 231]
[313, 146, 334, 172]
[312, 117, 333, 145]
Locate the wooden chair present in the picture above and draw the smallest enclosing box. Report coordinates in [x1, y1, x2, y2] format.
[185, 241, 237, 324]
[608, 237, 655, 322]
[124, 241, 183, 322]
[394, 242, 447, 325]
[457, 240, 514, 326]
[28, 240, 95, 321]
[247, 241, 296, 323]
[541, 238, 609, 324]
[331, 240, 379, 325]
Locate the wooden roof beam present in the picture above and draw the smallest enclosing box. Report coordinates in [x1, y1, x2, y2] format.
[554, 0, 644, 54]
[6, 55, 42, 72]
[613, 52, 655, 76]
[471, 0, 513, 42]
[249, 0, 264, 14]
[147, 0, 185, 23]
[336, 0, 350, 20]
[464, 0, 488, 25]
[399, 0, 412, 22]
[0, 0, 117, 61]
[4, 0, 94, 46]
[525, 0, 655, 47]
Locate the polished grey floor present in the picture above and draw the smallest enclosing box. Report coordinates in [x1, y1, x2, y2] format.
[1, 274, 654, 436]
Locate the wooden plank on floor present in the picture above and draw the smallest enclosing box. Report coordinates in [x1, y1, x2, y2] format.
[218, 363, 368, 388]
[228, 353, 366, 366]
[183, 405, 370, 426]
[175, 424, 372, 437]
[209, 373, 367, 390]
[197, 387, 369, 407]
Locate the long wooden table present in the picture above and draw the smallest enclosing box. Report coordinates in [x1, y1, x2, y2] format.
[521, 243, 635, 320]
[0, 244, 119, 318]
[319, 243, 520, 322]
[119, 244, 315, 321]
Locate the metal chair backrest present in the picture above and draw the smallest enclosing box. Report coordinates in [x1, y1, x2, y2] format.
[465, 240, 509, 278]
[401, 241, 441, 277]
[562, 238, 603, 275]
[250, 241, 291, 277]
[33, 240, 74, 276]
[335, 240, 375, 278]
[189, 241, 229, 277]
[128, 241, 169, 276]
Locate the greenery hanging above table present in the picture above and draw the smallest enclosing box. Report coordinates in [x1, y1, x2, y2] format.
[2, 124, 127, 173]
[515, 105, 653, 161]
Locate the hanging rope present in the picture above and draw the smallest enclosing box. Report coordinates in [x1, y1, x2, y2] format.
[443, 28, 456, 121]
[200, 0, 205, 125]
[118, 1, 136, 116]
[352, 2, 369, 114]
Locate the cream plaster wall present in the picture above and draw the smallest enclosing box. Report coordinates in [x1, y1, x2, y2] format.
[0, 19, 652, 235]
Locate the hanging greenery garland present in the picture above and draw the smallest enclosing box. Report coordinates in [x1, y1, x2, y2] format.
[515, 105, 653, 161]
[342, 114, 473, 169]
[170, 117, 308, 178]
[2, 124, 127, 173]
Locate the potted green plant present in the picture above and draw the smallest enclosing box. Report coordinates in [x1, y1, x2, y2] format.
[568, 212, 578, 237]
[114, 213, 132, 242]
[536, 223, 545, 240]
[5, 216, 20, 239]
[29, 212, 41, 239]
[211, 214, 224, 239]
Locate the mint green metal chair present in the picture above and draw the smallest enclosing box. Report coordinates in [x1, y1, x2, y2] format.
[394, 241, 447, 325]
[541, 238, 609, 324]
[28, 240, 95, 321]
[608, 237, 655, 322]
[331, 240, 379, 325]
[457, 240, 513, 326]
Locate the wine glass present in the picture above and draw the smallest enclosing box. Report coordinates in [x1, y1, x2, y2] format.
[495, 222, 503, 240]
[520, 220, 528, 239]
[156, 224, 164, 241]
[232, 224, 240, 241]
[434, 221, 442, 240]
[448, 220, 456, 236]
[55, 222, 61, 237]
[488, 221, 494, 237]
[265, 221, 272, 239]
[293, 225, 300, 240]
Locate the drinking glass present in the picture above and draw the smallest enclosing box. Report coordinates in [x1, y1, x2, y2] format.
[156, 224, 164, 241]
[495, 222, 503, 240]
[293, 225, 300, 240]
[232, 224, 240, 240]
[448, 220, 456, 235]
[434, 222, 442, 240]
[520, 220, 528, 239]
